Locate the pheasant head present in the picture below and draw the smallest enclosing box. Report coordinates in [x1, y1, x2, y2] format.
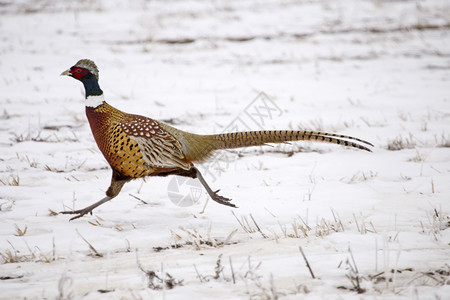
[61, 59, 103, 104]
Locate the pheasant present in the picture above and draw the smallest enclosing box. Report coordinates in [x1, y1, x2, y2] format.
[60, 59, 372, 220]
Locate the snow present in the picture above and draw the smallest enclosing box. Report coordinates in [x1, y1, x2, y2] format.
[0, 0, 449, 299]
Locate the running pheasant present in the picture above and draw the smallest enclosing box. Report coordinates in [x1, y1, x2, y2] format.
[60, 59, 372, 220]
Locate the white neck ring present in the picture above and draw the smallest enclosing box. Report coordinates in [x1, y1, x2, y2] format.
[85, 94, 105, 108]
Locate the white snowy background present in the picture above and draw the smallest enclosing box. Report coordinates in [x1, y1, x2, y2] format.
[0, 0, 449, 299]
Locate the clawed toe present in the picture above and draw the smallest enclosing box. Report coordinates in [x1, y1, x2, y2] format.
[210, 192, 236, 208]
[60, 209, 92, 221]
[194, 167, 237, 208]
[68, 214, 84, 221]
[60, 209, 80, 215]
[59, 196, 112, 221]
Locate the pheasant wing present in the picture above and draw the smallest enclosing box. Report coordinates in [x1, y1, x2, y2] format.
[120, 117, 191, 170]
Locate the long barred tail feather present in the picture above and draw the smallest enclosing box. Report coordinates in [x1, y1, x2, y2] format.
[179, 130, 373, 162]
[211, 130, 373, 152]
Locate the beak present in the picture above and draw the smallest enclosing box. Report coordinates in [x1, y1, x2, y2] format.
[60, 69, 72, 76]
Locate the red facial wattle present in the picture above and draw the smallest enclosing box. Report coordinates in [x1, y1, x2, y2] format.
[71, 67, 88, 80]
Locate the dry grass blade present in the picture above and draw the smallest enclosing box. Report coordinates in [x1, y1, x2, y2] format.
[193, 264, 207, 283]
[0, 174, 20, 186]
[250, 214, 268, 238]
[299, 246, 315, 279]
[229, 256, 236, 284]
[76, 229, 102, 257]
[386, 134, 417, 151]
[221, 228, 238, 247]
[14, 224, 27, 236]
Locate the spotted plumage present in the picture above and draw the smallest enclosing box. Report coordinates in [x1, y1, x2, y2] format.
[120, 116, 190, 170]
[60, 59, 373, 221]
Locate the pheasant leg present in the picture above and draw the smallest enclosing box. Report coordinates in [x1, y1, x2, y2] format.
[193, 167, 236, 208]
[60, 196, 113, 221]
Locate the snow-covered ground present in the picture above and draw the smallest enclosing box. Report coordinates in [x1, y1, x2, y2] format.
[1, 0, 449, 299]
